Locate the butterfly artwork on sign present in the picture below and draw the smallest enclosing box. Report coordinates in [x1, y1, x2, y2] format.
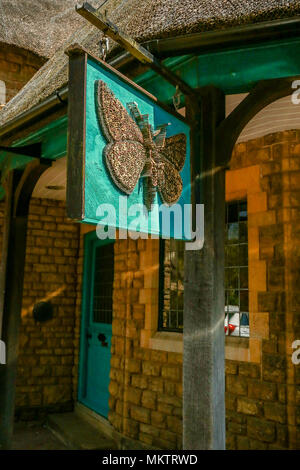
[95, 80, 187, 211]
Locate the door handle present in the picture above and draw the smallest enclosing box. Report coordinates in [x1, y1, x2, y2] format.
[98, 333, 108, 347]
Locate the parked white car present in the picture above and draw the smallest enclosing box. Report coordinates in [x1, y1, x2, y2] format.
[224, 307, 249, 337]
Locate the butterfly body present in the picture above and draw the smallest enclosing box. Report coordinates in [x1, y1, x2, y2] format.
[95, 80, 186, 211]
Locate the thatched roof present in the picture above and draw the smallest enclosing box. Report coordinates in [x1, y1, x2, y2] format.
[1, 0, 300, 127]
[0, 1, 98, 58]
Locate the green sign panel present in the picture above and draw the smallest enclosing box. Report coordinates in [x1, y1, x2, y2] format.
[67, 47, 192, 240]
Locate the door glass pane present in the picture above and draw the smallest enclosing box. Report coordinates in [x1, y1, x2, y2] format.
[92, 243, 114, 324]
[227, 222, 239, 243]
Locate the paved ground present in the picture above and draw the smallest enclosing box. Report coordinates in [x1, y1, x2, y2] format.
[47, 412, 117, 450]
[12, 421, 68, 450]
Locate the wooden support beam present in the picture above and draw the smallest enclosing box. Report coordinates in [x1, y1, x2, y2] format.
[76, 2, 154, 65]
[182, 76, 299, 449]
[0, 172, 14, 338]
[183, 87, 226, 450]
[217, 76, 299, 166]
[76, 2, 195, 97]
[0, 160, 50, 449]
[0, 143, 42, 159]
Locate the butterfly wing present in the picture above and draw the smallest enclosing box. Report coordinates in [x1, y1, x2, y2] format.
[160, 133, 186, 171]
[95, 80, 143, 144]
[95, 80, 146, 194]
[157, 160, 183, 205]
[155, 133, 186, 205]
[104, 141, 147, 194]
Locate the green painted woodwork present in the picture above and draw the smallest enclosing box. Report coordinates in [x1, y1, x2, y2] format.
[0, 116, 67, 200]
[136, 38, 300, 104]
[80, 56, 191, 238]
[78, 231, 114, 418]
[11, 115, 68, 159]
[0, 152, 34, 199]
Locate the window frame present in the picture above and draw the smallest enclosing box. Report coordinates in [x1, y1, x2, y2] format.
[158, 199, 249, 337]
[158, 238, 184, 333]
[224, 198, 250, 338]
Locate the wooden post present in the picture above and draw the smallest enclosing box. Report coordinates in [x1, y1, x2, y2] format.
[183, 87, 226, 450]
[182, 78, 297, 449]
[0, 172, 14, 338]
[0, 161, 50, 449]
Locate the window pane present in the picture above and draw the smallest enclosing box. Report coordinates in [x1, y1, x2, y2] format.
[226, 222, 239, 244]
[225, 268, 239, 289]
[177, 289, 184, 307]
[159, 239, 184, 332]
[239, 202, 247, 221]
[239, 244, 248, 266]
[225, 200, 249, 337]
[177, 310, 183, 330]
[239, 221, 248, 242]
[170, 311, 178, 329]
[227, 289, 239, 308]
[240, 313, 250, 337]
[226, 245, 239, 266]
[240, 267, 248, 289]
[159, 199, 249, 336]
[240, 291, 249, 312]
[227, 203, 239, 223]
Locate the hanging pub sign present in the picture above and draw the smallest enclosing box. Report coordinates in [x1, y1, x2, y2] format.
[66, 45, 194, 241]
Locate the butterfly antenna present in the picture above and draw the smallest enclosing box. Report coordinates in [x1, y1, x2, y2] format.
[127, 101, 142, 123]
[154, 123, 169, 147]
[127, 101, 153, 143]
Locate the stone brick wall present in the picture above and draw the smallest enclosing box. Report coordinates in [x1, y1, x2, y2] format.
[109, 239, 182, 449]
[73, 234, 182, 449]
[68, 130, 300, 450]
[72, 225, 88, 403]
[108, 129, 299, 449]
[72, 130, 300, 450]
[0, 43, 44, 103]
[225, 130, 300, 450]
[15, 198, 79, 420]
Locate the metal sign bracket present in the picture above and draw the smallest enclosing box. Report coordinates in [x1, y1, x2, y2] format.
[76, 2, 196, 99]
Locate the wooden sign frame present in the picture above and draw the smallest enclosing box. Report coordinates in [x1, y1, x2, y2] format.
[66, 45, 192, 239]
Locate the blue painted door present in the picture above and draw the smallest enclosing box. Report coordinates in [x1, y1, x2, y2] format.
[79, 234, 114, 418]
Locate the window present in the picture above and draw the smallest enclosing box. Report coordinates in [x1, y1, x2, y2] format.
[225, 200, 249, 337]
[159, 238, 184, 332]
[0, 81, 6, 106]
[159, 199, 249, 337]
[92, 242, 114, 324]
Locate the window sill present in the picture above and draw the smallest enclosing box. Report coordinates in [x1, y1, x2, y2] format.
[225, 336, 250, 361]
[148, 333, 251, 359]
[149, 331, 183, 353]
